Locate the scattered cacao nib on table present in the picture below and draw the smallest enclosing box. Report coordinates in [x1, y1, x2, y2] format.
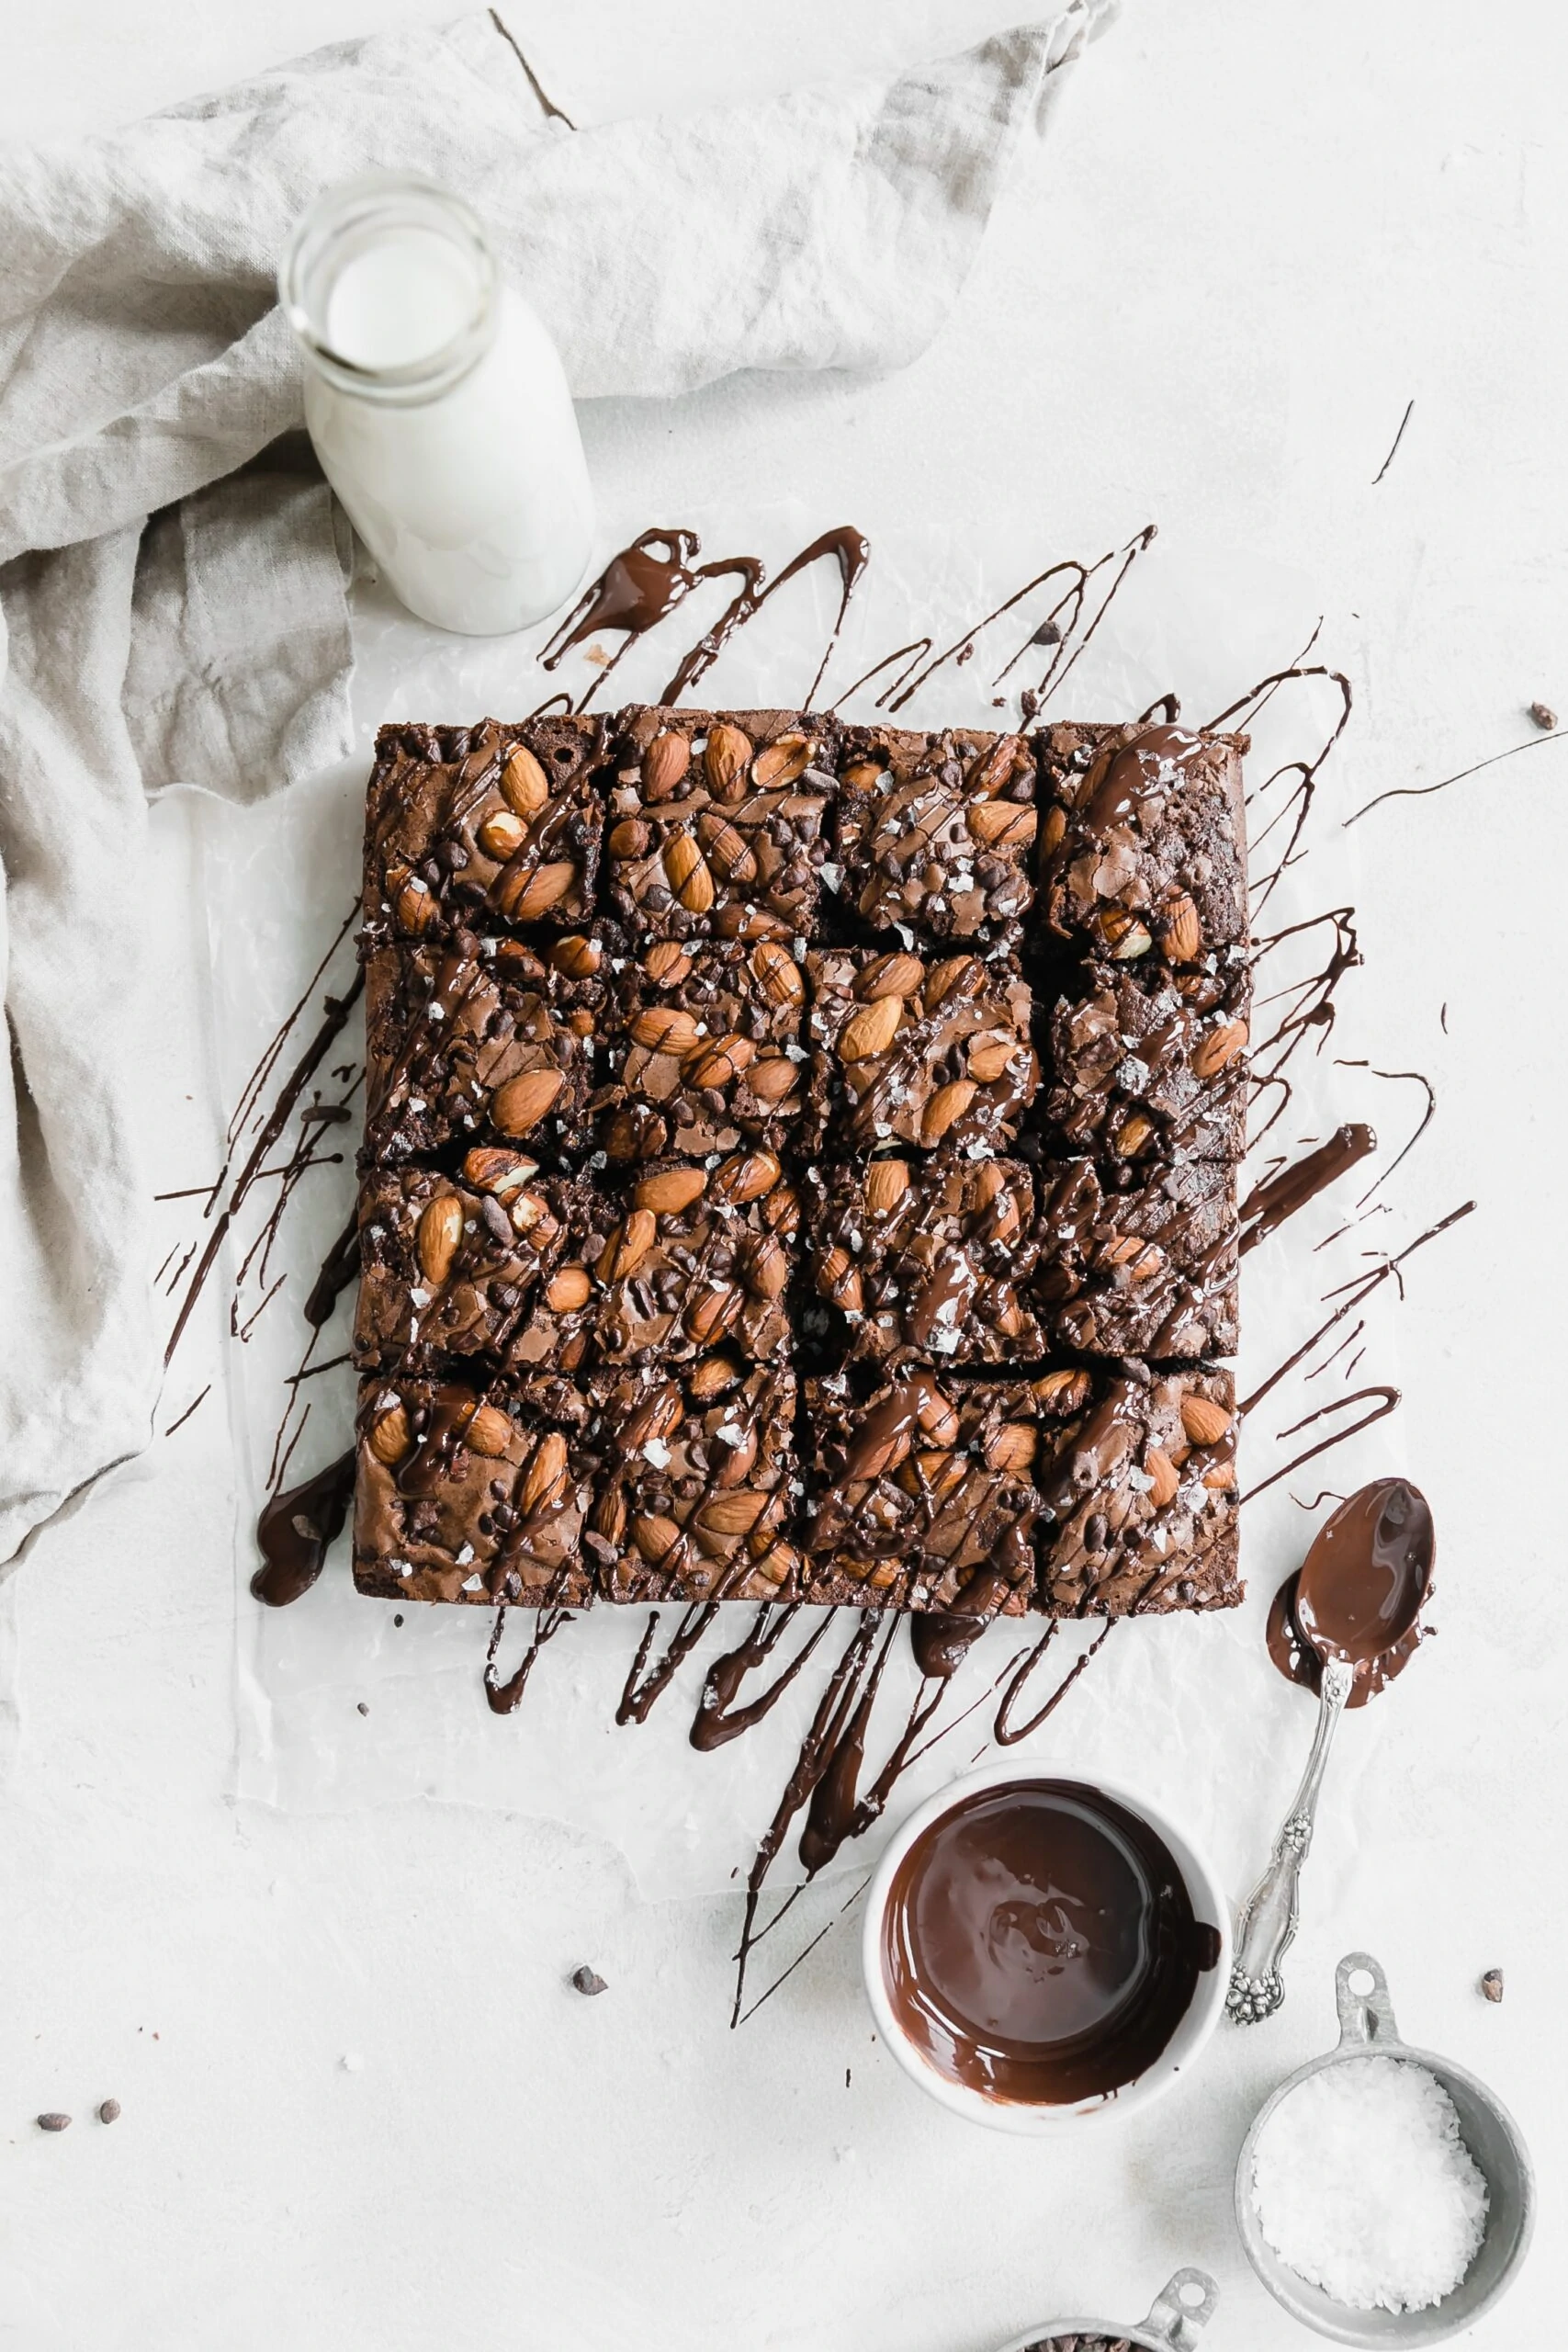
[1481, 1968, 1505, 2003]
[341, 709, 1251, 1622]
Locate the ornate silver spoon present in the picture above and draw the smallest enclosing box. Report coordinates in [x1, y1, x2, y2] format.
[1227, 1478, 1434, 2024]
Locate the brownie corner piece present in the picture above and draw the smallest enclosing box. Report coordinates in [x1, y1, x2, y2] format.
[605, 706, 834, 943]
[581, 1356, 800, 1603]
[806, 1154, 1043, 1363]
[1036, 719, 1247, 961]
[1032, 1155, 1238, 1362]
[363, 713, 606, 948]
[800, 1368, 1037, 1612]
[835, 722, 1036, 944]
[1030, 1363, 1239, 1616]
[806, 946, 1036, 1156]
[353, 1374, 594, 1606]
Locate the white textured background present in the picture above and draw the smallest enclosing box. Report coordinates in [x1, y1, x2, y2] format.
[2, 4, 1564, 2347]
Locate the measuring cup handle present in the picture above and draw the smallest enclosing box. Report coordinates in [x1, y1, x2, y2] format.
[1139, 2268, 1220, 2348]
[1335, 1951, 1401, 2046]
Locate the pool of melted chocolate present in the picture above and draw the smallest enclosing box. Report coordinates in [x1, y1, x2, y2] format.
[882, 1780, 1220, 2106]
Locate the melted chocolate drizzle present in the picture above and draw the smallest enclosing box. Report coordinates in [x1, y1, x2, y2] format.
[167, 915, 362, 1367]
[253, 1448, 355, 1607]
[616, 1603, 720, 1727]
[486, 1599, 575, 1715]
[691, 1605, 836, 1752]
[1238, 1124, 1377, 1254]
[304, 1216, 362, 1328]
[1211, 662, 1353, 917]
[539, 524, 870, 710]
[995, 1621, 1117, 1747]
[1346, 721, 1562, 828]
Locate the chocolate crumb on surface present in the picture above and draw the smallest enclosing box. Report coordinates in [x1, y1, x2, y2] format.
[1481, 1968, 1505, 2003]
[1529, 702, 1557, 730]
[36, 2112, 71, 2132]
[570, 1965, 608, 1996]
[97, 2099, 121, 2125]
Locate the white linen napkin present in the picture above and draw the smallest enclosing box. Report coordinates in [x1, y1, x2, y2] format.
[0, 4, 1110, 1564]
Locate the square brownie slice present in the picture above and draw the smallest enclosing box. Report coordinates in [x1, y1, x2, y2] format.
[362, 716, 606, 949]
[1032, 1156, 1238, 1362]
[604, 707, 834, 943]
[364, 933, 602, 1165]
[1036, 721, 1247, 963]
[354, 1374, 594, 1606]
[803, 1155, 1043, 1364]
[799, 1369, 1038, 1613]
[834, 724, 1036, 944]
[1019, 1363, 1239, 1615]
[806, 948, 1036, 1156]
[587, 1157, 795, 1366]
[581, 1359, 800, 1603]
[1043, 955, 1250, 1164]
[354, 1160, 581, 1371]
[599, 937, 808, 1162]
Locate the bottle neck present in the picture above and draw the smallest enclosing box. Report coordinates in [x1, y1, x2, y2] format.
[279, 172, 500, 407]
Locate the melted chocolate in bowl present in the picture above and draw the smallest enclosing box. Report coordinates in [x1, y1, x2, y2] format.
[882, 1780, 1221, 2106]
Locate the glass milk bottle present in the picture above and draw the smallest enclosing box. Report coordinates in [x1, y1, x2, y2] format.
[279, 173, 592, 636]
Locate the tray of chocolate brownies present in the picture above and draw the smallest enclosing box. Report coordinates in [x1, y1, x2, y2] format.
[351, 707, 1246, 1630]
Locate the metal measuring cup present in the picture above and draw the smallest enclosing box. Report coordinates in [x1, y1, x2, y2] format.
[991, 2267, 1219, 2352]
[1235, 1952, 1534, 2345]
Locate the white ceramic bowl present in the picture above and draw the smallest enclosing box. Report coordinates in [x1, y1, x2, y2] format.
[861, 1761, 1231, 2132]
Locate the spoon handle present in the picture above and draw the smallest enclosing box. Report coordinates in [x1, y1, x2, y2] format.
[1226, 1657, 1355, 2024]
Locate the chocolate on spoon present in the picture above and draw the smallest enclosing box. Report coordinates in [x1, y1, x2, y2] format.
[1269, 1477, 1435, 1706]
[1227, 1479, 1435, 2025]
